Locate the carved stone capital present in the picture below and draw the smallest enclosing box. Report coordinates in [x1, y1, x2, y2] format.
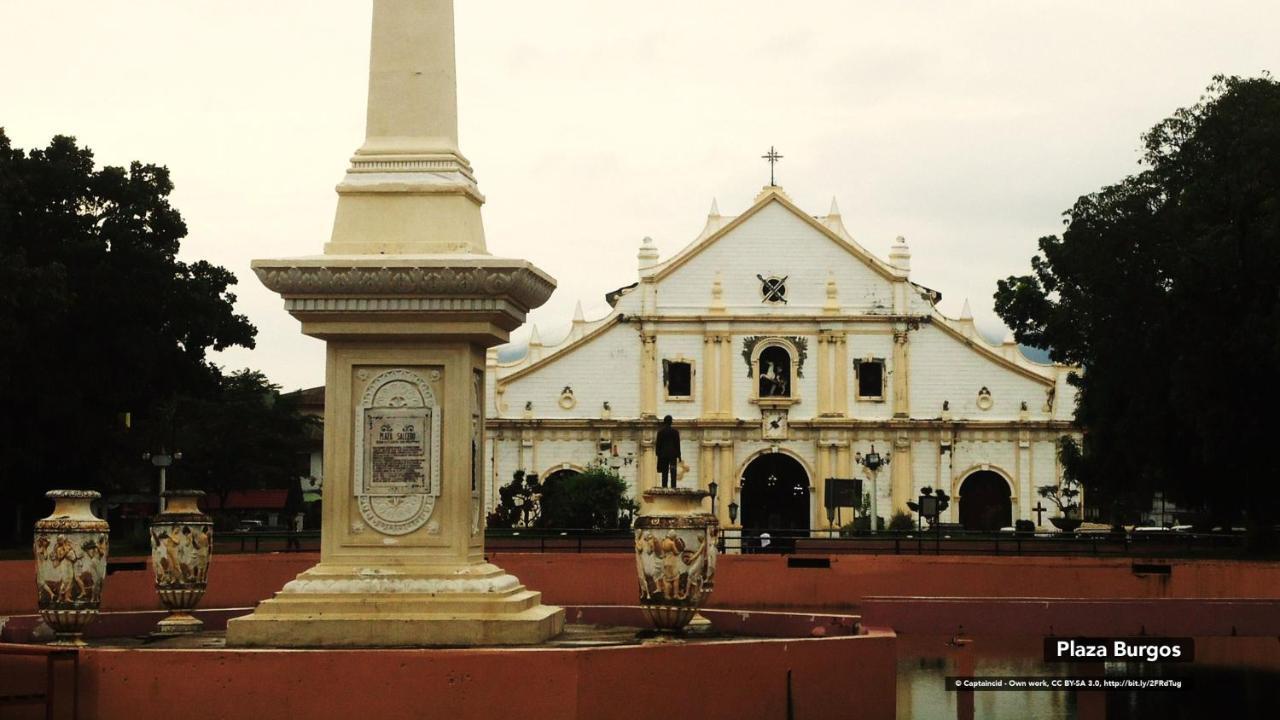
[251, 256, 555, 337]
[253, 257, 553, 309]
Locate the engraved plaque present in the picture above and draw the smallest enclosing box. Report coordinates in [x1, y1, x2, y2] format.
[353, 368, 441, 535]
[364, 409, 430, 496]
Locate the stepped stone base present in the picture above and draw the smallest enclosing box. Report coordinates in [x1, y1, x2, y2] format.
[225, 562, 565, 648]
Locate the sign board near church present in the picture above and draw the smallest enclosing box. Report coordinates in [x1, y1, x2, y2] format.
[824, 478, 862, 509]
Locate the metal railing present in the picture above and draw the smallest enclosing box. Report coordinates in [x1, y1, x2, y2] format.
[214, 530, 321, 553]
[486, 530, 634, 554]
[200, 527, 1264, 558]
[719, 528, 1256, 558]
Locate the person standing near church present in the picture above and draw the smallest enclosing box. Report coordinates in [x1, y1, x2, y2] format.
[656, 415, 681, 488]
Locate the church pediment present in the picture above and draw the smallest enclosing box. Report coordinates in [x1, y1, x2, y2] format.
[648, 188, 914, 314]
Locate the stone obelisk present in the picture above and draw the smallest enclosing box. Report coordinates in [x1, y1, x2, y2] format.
[227, 0, 564, 647]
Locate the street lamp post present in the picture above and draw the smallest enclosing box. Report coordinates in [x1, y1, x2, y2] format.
[855, 444, 891, 534]
[727, 498, 739, 553]
[143, 448, 183, 513]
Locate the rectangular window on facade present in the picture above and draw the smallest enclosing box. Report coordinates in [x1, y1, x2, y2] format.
[663, 359, 693, 399]
[855, 359, 885, 400]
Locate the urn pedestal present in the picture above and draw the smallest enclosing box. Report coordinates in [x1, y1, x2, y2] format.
[33, 490, 109, 645]
[150, 490, 213, 635]
[633, 488, 719, 632]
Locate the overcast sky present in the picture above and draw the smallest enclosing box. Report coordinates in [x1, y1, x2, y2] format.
[3, 1, 1275, 391]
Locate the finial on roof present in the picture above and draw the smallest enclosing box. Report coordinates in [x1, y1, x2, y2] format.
[709, 198, 720, 217]
[528, 324, 542, 346]
[828, 196, 841, 217]
[960, 298, 973, 320]
[889, 235, 911, 273]
[572, 300, 585, 324]
[637, 236, 659, 271]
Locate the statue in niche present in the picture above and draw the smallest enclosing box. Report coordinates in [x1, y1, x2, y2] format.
[758, 345, 791, 397]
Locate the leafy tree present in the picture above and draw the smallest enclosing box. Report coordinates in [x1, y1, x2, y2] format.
[169, 370, 319, 514]
[887, 511, 916, 532]
[487, 470, 543, 529]
[0, 130, 256, 541]
[993, 76, 1280, 540]
[1037, 442, 1082, 518]
[537, 464, 633, 530]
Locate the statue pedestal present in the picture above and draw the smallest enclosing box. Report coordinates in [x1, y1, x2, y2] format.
[226, 257, 564, 647]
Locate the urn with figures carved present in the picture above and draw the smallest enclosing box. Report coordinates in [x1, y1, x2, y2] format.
[150, 490, 213, 634]
[633, 488, 719, 631]
[33, 490, 110, 645]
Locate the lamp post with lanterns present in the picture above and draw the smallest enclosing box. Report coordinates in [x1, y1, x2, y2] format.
[143, 448, 183, 513]
[855, 444, 891, 534]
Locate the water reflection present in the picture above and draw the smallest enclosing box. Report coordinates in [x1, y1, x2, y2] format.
[897, 635, 1279, 719]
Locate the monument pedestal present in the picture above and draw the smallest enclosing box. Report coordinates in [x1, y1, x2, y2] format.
[226, 0, 565, 647]
[225, 257, 564, 648]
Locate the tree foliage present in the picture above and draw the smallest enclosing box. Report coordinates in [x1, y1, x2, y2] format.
[538, 465, 634, 530]
[0, 130, 274, 539]
[993, 76, 1280, 533]
[487, 470, 543, 529]
[171, 371, 319, 511]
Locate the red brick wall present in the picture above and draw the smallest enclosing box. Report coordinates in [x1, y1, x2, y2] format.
[3, 552, 1277, 616]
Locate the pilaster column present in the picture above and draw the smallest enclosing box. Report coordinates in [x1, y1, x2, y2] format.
[718, 443, 736, 527]
[698, 438, 714, 492]
[816, 333, 831, 415]
[833, 333, 849, 417]
[816, 440, 831, 529]
[638, 427, 657, 493]
[890, 432, 913, 515]
[892, 328, 911, 418]
[1018, 429, 1032, 521]
[640, 331, 657, 418]
[941, 430, 955, 523]
[702, 334, 719, 417]
[718, 334, 734, 416]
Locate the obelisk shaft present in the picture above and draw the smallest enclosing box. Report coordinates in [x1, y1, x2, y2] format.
[363, 0, 459, 154]
[327, 0, 486, 256]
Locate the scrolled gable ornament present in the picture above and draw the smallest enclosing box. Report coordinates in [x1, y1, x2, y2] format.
[353, 368, 442, 535]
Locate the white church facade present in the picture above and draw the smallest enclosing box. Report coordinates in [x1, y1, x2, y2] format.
[485, 186, 1079, 534]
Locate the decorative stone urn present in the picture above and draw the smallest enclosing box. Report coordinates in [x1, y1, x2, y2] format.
[149, 490, 213, 634]
[633, 488, 719, 631]
[33, 490, 110, 645]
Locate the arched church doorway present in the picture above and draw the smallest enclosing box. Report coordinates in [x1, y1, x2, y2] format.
[740, 452, 810, 551]
[541, 467, 580, 486]
[958, 470, 1012, 532]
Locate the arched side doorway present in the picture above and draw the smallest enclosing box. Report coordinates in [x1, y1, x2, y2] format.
[740, 452, 810, 551]
[958, 470, 1013, 532]
[541, 467, 581, 485]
